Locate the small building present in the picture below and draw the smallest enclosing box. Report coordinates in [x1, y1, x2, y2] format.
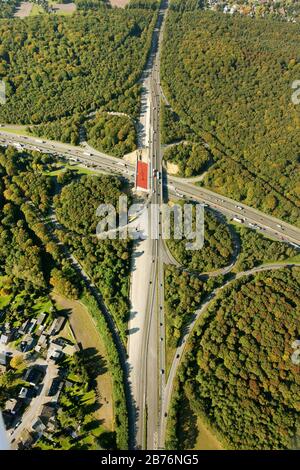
[19, 387, 34, 400]
[47, 377, 63, 397]
[19, 320, 29, 335]
[39, 404, 56, 429]
[64, 379, 74, 389]
[4, 398, 24, 424]
[63, 343, 80, 356]
[32, 417, 47, 434]
[36, 324, 46, 337]
[4, 398, 18, 414]
[37, 334, 47, 347]
[18, 429, 35, 449]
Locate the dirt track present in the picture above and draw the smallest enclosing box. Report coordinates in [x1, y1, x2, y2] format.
[53, 294, 114, 432]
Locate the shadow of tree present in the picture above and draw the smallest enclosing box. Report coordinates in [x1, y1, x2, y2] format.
[84, 419, 103, 432]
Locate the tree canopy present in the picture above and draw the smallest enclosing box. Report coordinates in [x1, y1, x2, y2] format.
[171, 269, 300, 450]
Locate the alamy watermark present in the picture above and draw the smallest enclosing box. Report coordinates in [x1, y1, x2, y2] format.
[95, 196, 205, 251]
[0, 81, 6, 105]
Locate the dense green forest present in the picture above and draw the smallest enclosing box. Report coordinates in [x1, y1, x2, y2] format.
[168, 269, 300, 450]
[161, 9, 300, 225]
[0, 6, 157, 124]
[164, 142, 211, 177]
[30, 110, 137, 154]
[165, 266, 223, 349]
[85, 112, 137, 157]
[165, 222, 299, 348]
[54, 175, 125, 235]
[169, 0, 203, 11]
[0, 148, 64, 290]
[167, 210, 234, 272]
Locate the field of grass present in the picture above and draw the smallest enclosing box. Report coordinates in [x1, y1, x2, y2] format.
[175, 391, 223, 450]
[0, 276, 12, 308]
[193, 418, 223, 451]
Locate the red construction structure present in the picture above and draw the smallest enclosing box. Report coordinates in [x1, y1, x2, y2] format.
[136, 160, 149, 191]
